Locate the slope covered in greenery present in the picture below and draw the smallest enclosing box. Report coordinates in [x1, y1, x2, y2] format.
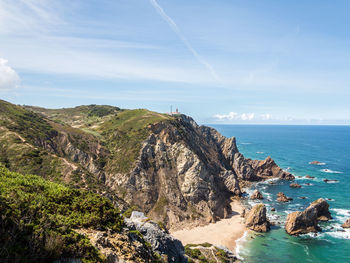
[0, 164, 123, 263]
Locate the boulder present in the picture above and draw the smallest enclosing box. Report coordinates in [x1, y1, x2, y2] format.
[323, 179, 339, 183]
[290, 183, 302, 188]
[250, 190, 264, 200]
[245, 204, 270, 232]
[306, 198, 332, 221]
[125, 212, 186, 262]
[342, 218, 350, 228]
[271, 208, 276, 212]
[305, 175, 315, 179]
[285, 207, 320, 235]
[310, 161, 322, 165]
[277, 192, 292, 202]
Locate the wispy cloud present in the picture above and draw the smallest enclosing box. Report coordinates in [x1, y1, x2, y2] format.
[149, 0, 220, 81]
[214, 112, 255, 121]
[0, 58, 20, 90]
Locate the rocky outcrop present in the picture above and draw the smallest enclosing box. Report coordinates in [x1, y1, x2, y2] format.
[285, 199, 332, 235]
[125, 212, 186, 263]
[290, 183, 302, 188]
[342, 219, 350, 228]
[250, 190, 264, 200]
[245, 204, 270, 232]
[277, 192, 292, 202]
[306, 198, 332, 221]
[285, 208, 320, 235]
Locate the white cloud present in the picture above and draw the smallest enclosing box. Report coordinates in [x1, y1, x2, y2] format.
[261, 113, 272, 120]
[214, 112, 255, 121]
[0, 58, 20, 90]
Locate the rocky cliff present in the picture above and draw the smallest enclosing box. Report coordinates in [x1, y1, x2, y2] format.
[1, 100, 293, 230]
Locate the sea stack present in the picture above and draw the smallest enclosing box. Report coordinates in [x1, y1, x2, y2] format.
[245, 204, 270, 232]
[250, 190, 264, 200]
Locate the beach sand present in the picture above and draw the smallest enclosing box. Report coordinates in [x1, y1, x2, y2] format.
[171, 201, 246, 251]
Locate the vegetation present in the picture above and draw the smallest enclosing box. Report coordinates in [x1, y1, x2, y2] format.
[98, 109, 172, 173]
[0, 164, 124, 262]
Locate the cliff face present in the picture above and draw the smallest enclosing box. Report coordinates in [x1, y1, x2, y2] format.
[1, 100, 293, 230]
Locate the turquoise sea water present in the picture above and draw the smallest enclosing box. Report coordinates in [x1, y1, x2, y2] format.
[210, 125, 350, 263]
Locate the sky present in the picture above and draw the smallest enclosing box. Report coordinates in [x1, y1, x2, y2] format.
[0, 0, 349, 124]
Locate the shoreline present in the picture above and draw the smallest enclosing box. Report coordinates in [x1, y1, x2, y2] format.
[171, 200, 247, 252]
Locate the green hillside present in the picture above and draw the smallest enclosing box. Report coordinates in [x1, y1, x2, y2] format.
[0, 164, 123, 263]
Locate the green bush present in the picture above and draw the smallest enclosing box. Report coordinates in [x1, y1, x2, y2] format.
[0, 164, 124, 262]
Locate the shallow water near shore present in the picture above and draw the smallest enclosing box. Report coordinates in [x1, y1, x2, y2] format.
[210, 125, 350, 263]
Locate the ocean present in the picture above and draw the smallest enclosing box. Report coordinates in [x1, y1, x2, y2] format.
[210, 125, 350, 263]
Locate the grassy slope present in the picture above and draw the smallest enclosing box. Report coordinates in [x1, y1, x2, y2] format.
[98, 109, 173, 173]
[0, 164, 124, 263]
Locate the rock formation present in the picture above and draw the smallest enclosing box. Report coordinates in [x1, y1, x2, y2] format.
[250, 190, 264, 200]
[285, 199, 332, 235]
[285, 208, 320, 235]
[306, 198, 332, 221]
[290, 183, 302, 188]
[342, 218, 350, 228]
[245, 204, 270, 232]
[125, 212, 186, 262]
[277, 192, 292, 202]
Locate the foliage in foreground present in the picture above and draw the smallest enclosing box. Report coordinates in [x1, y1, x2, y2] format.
[0, 165, 124, 263]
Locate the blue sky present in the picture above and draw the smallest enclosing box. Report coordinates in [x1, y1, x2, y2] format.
[0, 0, 349, 124]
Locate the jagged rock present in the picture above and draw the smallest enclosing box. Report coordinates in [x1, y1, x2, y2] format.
[285, 198, 332, 235]
[305, 175, 315, 179]
[285, 207, 320, 235]
[250, 190, 264, 200]
[245, 204, 270, 232]
[342, 219, 350, 228]
[249, 156, 295, 180]
[241, 208, 246, 218]
[277, 192, 292, 202]
[290, 183, 302, 188]
[306, 198, 332, 221]
[299, 197, 307, 199]
[125, 212, 186, 263]
[323, 179, 339, 183]
[271, 208, 276, 212]
[310, 161, 321, 165]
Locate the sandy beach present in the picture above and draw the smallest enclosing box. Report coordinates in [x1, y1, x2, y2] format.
[171, 201, 246, 251]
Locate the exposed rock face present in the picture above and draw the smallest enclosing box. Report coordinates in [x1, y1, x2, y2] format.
[285, 208, 320, 235]
[342, 218, 350, 228]
[285, 199, 332, 235]
[245, 204, 270, 232]
[290, 183, 302, 188]
[306, 198, 332, 221]
[250, 190, 264, 200]
[277, 192, 292, 202]
[75, 228, 156, 263]
[125, 212, 186, 263]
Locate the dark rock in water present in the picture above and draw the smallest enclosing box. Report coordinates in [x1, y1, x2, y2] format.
[268, 181, 276, 185]
[305, 175, 315, 179]
[250, 190, 264, 200]
[299, 196, 307, 200]
[323, 179, 339, 183]
[304, 183, 312, 186]
[271, 208, 276, 212]
[277, 192, 291, 202]
[342, 218, 350, 228]
[245, 204, 270, 232]
[310, 161, 321, 165]
[290, 183, 302, 188]
[285, 207, 320, 235]
[307, 198, 332, 221]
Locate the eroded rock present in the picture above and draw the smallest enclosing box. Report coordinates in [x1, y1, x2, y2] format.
[245, 204, 270, 232]
[307, 198, 332, 221]
[277, 192, 292, 202]
[290, 183, 302, 188]
[285, 207, 320, 235]
[250, 190, 264, 200]
[342, 218, 350, 228]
